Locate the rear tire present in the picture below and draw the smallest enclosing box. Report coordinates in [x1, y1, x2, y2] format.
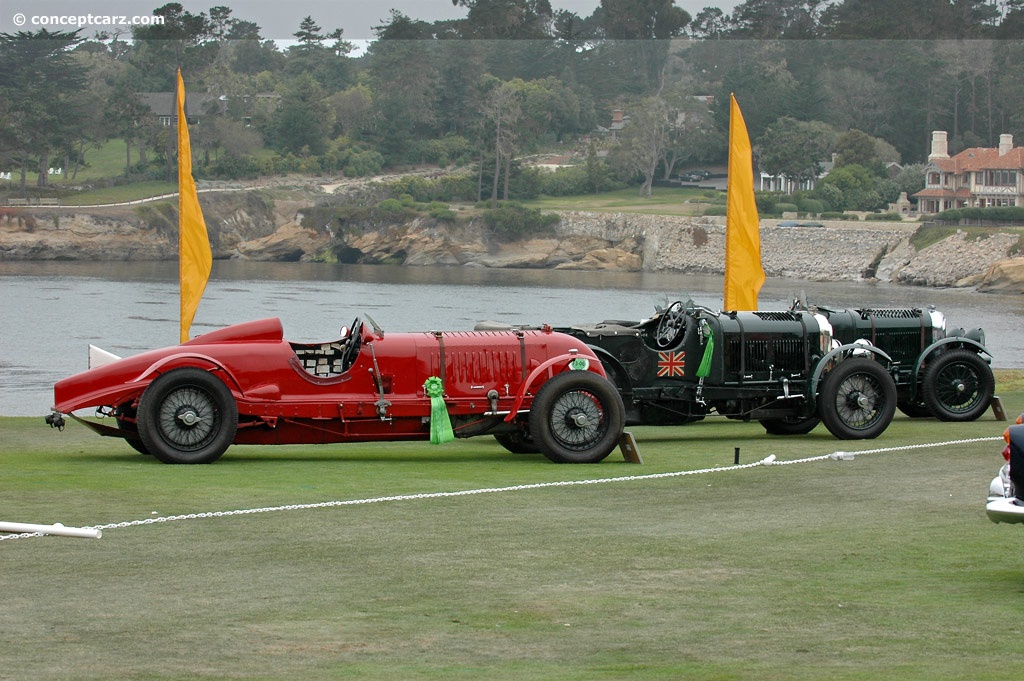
[530, 371, 624, 463]
[760, 416, 820, 436]
[494, 430, 541, 454]
[921, 348, 994, 422]
[897, 396, 933, 419]
[818, 358, 896, 440]
[137, 368, 237, 464]
[115, 404, 151, 455]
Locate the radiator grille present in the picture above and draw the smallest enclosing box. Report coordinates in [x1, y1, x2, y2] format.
[869, 329, 922, 363]
[857, 308, 922, 320]
[446, 349, 522, 385]
[724, 336, 807, 375]
[754, 311, 800, 322]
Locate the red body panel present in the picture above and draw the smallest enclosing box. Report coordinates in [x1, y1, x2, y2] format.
[53, 317, 605, 446]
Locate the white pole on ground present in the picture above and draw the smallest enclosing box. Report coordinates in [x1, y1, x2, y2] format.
[0, 521, 102, 539]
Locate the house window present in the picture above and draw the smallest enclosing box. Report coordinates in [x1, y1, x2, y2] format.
[983, 169, 1016, 186]
[927, 172, 940, 186]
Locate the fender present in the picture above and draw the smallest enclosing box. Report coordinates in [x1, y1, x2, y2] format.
[910, 337, 991, 390]
[917, 333, 987, 366]
[133, 352, 244, 395]
[586, 345, 631, 394]
[503, 352, 608, 422]
[807, 343, 893, 407]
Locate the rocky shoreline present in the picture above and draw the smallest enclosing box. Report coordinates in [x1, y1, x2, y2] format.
[2, 188, 1022, 294]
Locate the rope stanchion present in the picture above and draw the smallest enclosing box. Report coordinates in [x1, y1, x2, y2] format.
[0, 436, 1001, 541]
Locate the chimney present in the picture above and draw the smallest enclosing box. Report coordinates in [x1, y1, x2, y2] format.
[928, 131, 949, 160]
[999, 133, 1013, 156]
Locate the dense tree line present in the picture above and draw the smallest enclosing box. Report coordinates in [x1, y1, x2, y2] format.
[3, 0, 1024, 212]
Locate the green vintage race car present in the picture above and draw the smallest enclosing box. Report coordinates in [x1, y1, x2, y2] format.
[482, 301, 993, 442]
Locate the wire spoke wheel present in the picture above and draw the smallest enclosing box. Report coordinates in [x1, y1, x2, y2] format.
[922, 348, 994, 421]
[138, 368, 238, 464]
[549, 389, 606, 450]
[157, 386, 219, 451]
[530, 371, 625, 463]
[833, 374, 884, 429]
[819, 358, 896, 440]
[933, 366, 980, 411]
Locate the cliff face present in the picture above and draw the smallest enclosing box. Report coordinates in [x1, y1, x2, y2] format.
[2, 191, 1022, 292]
[978, 258, 1024, 294]
[0, 191, 323, 262]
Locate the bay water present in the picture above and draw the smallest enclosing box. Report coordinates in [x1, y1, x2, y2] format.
[2, 260, 1021, 417]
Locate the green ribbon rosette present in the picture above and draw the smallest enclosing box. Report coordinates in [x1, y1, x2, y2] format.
[696, 320, 715, 379]
[424, 376, 455, 445]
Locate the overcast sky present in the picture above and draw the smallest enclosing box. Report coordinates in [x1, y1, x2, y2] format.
[2, 0, 734, 41]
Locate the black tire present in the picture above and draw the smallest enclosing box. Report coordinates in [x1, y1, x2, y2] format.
[494, 430, 541, 454]
[137, 368, 238, 464]
[897, 396, 933, 419]
[530, 371, 625, 464]
[760, 416, 820, 436]
[115, 404, 151, 455]
[921, 348, 994, 421]
[818, 358, 896, 440]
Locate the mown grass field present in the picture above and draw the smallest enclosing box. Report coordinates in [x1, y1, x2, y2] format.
[526, 186, 724, 216]
[2, 379, 1023, 680]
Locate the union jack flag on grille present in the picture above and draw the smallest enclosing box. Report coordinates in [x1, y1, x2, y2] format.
[657, 350, 686, 377]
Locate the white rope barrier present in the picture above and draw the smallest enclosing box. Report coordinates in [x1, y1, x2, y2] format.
[0, 521, 101, 539]
[1, 436, 1001, 541]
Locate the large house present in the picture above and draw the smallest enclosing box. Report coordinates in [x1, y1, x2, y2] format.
[757, 155, 835, 194]
[914, 130, 1024, 214]
[139, 92, 278, 127]
[139, 92, 227, 127]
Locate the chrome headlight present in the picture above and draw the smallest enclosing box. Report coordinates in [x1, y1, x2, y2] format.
[928, 309, 946, 338]
[812, 313, 834, 355]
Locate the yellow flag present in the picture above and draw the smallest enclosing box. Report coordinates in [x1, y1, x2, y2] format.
[177, 69, 212, 343]
[724, 93, 765, 311]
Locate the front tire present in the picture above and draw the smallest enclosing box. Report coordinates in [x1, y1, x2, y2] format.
[921, 348, 994, 422]
[530, 371, 624, 463]
[818, 358, 896, 440]
[137, 368, 238, 464]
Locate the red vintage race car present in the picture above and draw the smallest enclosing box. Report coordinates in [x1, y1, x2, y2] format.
[45, 315, 625, 464]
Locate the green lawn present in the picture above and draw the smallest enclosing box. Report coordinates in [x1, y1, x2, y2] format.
[527, 186, 725, 216]
[58, 180, 178, 206]
[2, 139, 181, 205]
[6, 139, 132, 187]
[2, 386, 1022, 680]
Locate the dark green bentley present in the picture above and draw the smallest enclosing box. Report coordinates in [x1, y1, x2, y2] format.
[484, 301, 993, 442]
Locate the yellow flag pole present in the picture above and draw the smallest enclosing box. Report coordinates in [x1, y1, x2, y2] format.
[177, 68, 212, 343]
[723, 93, 765, 311]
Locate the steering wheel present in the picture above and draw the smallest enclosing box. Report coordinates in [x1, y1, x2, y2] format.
[339, 317, 364, 372]
[654, 301, 687, 349]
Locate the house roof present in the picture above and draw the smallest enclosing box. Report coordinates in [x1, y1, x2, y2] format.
[929, 146, 1024, 173]
[139, 92, 227, 117]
